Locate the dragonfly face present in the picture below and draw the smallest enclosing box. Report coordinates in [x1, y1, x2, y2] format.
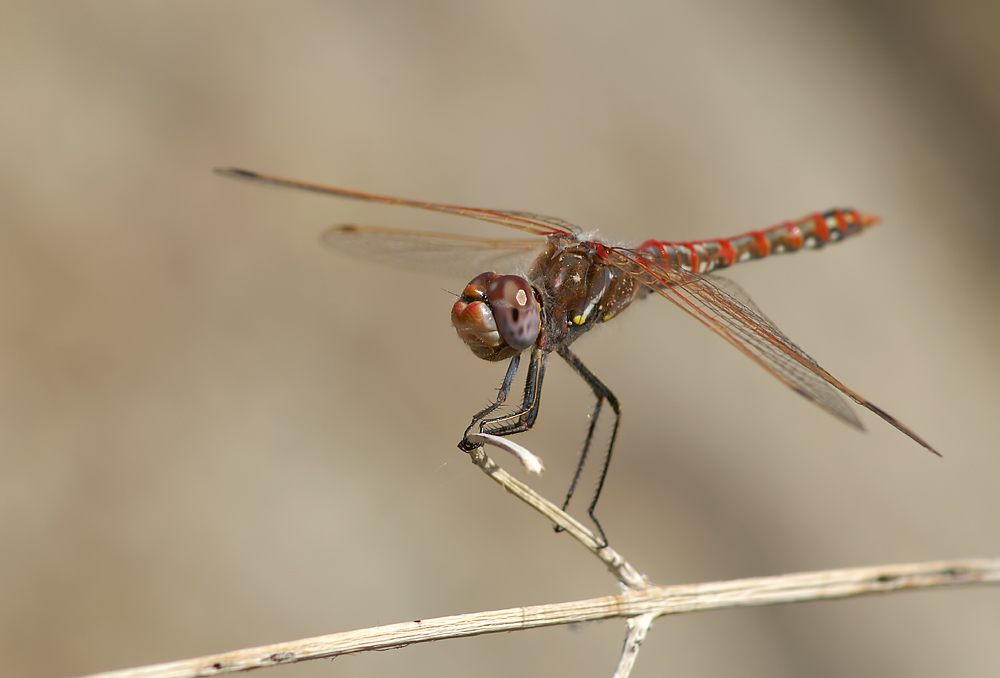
[451, 272, 541, 362]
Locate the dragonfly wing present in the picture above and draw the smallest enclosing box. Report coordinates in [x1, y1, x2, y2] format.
[216, 168, 579, 237]
[696, 273, 821, 369]
[493, 210, 583, 236]
[604, 246, 939, 454]
[323, 225, 544, 280]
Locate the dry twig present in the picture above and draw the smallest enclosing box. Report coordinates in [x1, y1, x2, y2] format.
[78, 557, 1000, 678]
[73, 441, 1000, 678]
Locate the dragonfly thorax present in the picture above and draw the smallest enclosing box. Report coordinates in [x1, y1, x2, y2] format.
[451, 272, 541, 362]
[530, 240, 641, 348]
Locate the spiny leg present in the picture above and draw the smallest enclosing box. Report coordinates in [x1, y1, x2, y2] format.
[477, 346, 548, 437]
[459, 353, 520, 449]
[459, 347, 549, 450]
[556, 346, 621, 547]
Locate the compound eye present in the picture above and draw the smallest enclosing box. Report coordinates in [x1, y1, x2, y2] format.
[486, 275, 540, 350]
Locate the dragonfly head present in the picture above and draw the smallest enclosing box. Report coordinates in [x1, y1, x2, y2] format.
[451, 272, 540, 361]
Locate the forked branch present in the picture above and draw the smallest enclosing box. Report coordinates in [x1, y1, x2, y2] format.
[465, 434, 647, 588]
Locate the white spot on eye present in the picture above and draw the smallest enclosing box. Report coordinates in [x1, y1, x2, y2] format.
[515, 289, 527, 305]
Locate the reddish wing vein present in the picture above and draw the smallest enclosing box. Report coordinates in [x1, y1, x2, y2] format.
[215, 168, 578, 237]
[603, 245, 940, 455]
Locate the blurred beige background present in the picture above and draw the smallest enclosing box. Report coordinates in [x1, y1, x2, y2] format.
[2, 1, 998, 677]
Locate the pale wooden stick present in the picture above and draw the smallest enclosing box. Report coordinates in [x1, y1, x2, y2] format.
[613, 612, 658, 678]
[466, 440, 649, 589]
[467, 435, 650, 675]
[77, 557, 1000, 678]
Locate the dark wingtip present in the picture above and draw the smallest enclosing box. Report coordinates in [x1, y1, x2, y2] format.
[214, 167, 258, 179]
[319, 224, 354, 248]
[850, 394, 942, 457]
[909, 436, 943, 457]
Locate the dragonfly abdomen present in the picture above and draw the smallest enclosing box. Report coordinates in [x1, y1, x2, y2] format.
[639, 209, 877, 274]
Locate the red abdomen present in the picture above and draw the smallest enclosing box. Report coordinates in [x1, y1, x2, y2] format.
[639, 208, 878, 274]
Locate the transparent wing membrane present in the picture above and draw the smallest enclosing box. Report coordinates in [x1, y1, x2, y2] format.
[605, 246, 939, 454]
[323, 225, 543, 279]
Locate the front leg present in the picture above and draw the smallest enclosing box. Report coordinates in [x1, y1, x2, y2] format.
[459, 347, 549, 451]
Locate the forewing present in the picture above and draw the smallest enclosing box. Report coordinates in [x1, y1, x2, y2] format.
[323, 225, 544, 280]
[603, 245, 939, 454]
[216, 168, 580, 237]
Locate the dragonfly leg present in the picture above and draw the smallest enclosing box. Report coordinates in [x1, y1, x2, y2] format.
[459, 352, 520, 450]
[458, 347, 549, 451]
[556, 346, 621, 548]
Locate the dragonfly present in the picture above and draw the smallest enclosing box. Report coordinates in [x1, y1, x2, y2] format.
[216, 167, 939, 545]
